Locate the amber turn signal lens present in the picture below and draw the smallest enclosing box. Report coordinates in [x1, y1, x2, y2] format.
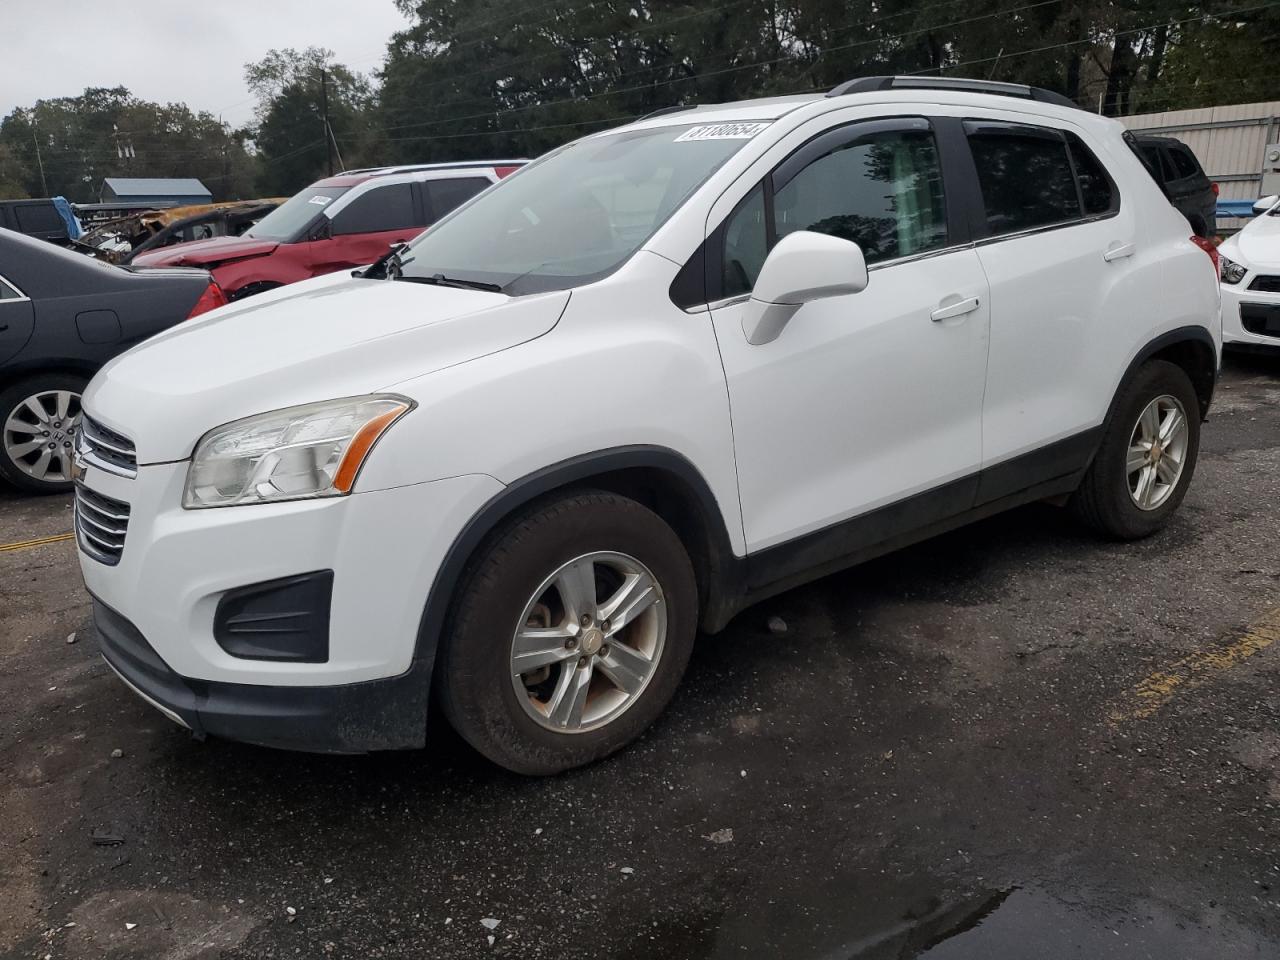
[333, 404, 409, 493]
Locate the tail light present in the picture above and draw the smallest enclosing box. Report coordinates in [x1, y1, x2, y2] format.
[1190, 235, 1220, 276]
[188, 281, 228, 319]
[1211, 182, 1220, 196]
[493, 165, 522, 179]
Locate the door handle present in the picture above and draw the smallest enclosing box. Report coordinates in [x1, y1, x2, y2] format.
[1102, 242, 1136, 262]
[930, 296, 980, 323]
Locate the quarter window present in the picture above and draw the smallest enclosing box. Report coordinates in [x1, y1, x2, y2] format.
[722, 185, 768, 297]
[1067, 135, 1117, 215]
[0, 277, 20, 300]
[966, 125, 1080, 235]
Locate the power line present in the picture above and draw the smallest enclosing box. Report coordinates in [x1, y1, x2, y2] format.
[372, 0, 1065, 140]
[375, 0, 1019, 132]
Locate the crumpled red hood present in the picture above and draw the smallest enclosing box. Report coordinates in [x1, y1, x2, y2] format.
[131, 235, 280, 267]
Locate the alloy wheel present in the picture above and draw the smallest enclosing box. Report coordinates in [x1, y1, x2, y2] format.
[1126, 394, 1189, 511]
[3, 390, 81, 484]
[510, 550, 666, 733]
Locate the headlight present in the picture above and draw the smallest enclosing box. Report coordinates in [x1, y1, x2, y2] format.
[1220, 255, 1247, 285]
[183, 395, 412, 508]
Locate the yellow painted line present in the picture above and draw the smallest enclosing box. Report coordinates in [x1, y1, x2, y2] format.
[0, 532, 75, 553]
[1110, 606, 1280, 723]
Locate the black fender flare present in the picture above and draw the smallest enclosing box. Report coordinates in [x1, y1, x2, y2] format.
[411, 445, 741, 670]
[1107, 324, 1218, 427]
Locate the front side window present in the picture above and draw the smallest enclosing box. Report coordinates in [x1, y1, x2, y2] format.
[396, 123, 759, 295]
[714, 125, 948, 300]
[966, 124, 1080, 235]
[774, 128, 947, 264]
[332, 183, 418, 235]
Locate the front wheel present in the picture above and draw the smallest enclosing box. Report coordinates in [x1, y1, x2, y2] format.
[0, 374, 87, 494]
[1070, 359, 1201, 539]
[436, 491, 698, 775]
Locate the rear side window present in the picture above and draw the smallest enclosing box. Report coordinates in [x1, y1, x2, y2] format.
[425, 177, 490, 221]
[331, 183, 417, 235]
[1169, 146, 1201, 181]
[966, 124, 1079, 235]
[0, 277, 22, 300]
[1066, 135, 1117, 215]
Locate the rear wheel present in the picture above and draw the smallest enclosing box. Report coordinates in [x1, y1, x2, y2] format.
[0, 374, 86, 494]
[436, 491, 698, 775]
[1070, 359, 1200, 539]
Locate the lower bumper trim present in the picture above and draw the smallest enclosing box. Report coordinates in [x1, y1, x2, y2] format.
[91, 598, 429, 754]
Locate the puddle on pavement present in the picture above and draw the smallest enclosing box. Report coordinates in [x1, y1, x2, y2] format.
[638, 884, 1278, 959]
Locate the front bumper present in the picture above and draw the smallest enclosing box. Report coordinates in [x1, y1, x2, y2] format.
[76, 457, 504, 749]
[1221, 275, 1280, 350]
[93, 597, 431, 752]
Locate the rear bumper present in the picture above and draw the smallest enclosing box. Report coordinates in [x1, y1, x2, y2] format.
[93, 598, 430, 753]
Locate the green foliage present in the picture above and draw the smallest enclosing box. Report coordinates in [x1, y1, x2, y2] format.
[245, 47, 379, 194]
[0, 87, 255, 202]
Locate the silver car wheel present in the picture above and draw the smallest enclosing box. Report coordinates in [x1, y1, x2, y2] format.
[1126, 394, 1189, 511]
[3, 389, 81, 484]
[510, 550, 667, 734]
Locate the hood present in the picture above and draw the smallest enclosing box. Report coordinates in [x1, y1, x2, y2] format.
[131, 234, 280, 267]
[1227, 212, 1280, 268]
[84, 272, 570, 463]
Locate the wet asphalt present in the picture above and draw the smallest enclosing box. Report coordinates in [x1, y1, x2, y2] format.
[2, 353, 1279, 960]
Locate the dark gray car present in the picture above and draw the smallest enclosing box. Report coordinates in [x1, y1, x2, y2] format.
[0, 228, 218, 494]
[1131, 134, 1218, 239]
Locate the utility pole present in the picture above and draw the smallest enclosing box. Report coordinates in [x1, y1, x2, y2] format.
[31, 121, 48, 196]
[320, 68, 335, 176]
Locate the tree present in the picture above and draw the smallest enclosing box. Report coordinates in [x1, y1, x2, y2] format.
[0, 87, 256, 202]
[0, 143, 30, 199]
[245, 47, 376, 193]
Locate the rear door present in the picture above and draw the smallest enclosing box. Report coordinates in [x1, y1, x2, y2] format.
[966, 119, 1145, 492]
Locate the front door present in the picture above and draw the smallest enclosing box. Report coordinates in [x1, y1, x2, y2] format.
[708, 118, 991, 556]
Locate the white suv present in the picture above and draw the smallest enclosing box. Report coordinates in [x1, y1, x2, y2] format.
[76, 77, 1221, 774]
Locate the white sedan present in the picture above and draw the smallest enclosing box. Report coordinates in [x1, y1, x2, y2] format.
[1219, 195, 1280, 352]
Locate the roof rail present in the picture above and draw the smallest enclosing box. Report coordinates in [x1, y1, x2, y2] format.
[826, 75, 1077, 109]
[639, 104, 696, 121]
[336, 160, 529, 177]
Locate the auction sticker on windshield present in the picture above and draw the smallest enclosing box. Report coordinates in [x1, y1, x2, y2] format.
[674, 122, 771, 142]
[308, 195, 333, 205]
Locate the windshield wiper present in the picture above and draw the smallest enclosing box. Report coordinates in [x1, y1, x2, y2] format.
[396, 272, 503, 293]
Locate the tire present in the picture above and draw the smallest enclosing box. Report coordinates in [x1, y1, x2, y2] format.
[1070, 359, 1201, 539]
[228, 281, 282, 302]
[0, 374, 87, 494]
[436, 491, 698, 775]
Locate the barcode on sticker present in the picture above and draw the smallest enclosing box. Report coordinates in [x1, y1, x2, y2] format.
[674, 122, 771, 142]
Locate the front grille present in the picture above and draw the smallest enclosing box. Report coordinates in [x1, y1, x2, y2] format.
[1247, 275, 1280, 294]
[79, 416, 137, 477]
[75, 484, 131, 566]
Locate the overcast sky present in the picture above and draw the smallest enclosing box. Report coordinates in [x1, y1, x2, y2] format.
[0, 0, 411, 128]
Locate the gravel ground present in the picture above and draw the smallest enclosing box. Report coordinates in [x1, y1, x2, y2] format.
[2, 354, 1279, 960]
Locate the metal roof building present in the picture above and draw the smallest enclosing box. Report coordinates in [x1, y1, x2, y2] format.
[99, 178, 212, 207]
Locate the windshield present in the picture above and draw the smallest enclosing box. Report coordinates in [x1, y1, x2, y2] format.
[396, 122, 766, 294]
[247, 186, 348, 241]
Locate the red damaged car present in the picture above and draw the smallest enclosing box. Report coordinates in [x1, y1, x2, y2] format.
[132, 162, 524, 300]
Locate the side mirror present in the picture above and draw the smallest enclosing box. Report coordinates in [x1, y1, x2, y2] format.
[309, 217, 333, 241]
[742, 231, 868, 345]
[1252, 195, 1279, 216]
